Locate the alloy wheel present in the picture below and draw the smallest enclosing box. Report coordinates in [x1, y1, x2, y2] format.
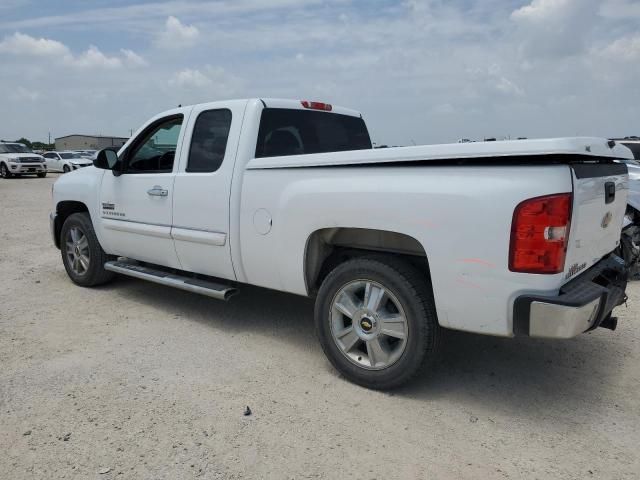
[65, 227, 90, 275]
[330, 280, 409, 370]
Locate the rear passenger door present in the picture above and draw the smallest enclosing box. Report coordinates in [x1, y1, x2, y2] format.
[171, 101, 244, 280]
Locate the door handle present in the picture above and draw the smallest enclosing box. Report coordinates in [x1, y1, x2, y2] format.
[604, 182, 615, 204]
[147, 186, 168, 197]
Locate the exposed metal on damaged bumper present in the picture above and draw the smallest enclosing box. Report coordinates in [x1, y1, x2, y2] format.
[513, 254, 628, 339]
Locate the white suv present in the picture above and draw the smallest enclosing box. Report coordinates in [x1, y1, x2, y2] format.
[42, 151, 93, 173]
[0, 142, 47, 178]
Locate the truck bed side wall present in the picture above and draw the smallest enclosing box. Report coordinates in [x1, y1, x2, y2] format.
[238, 164, 573, 336]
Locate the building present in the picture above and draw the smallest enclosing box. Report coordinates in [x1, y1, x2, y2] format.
[55, 134, 129, 151]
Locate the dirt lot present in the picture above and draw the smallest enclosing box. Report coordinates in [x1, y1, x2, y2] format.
[1, 174, 639, 479]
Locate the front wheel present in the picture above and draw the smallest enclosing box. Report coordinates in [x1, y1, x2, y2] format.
[0, 163, 12, 178]
[63, 165, 71, 173]
[37, 172, 47, 178]
[60, 212, 115, 287]
[315, 256, 441, 389]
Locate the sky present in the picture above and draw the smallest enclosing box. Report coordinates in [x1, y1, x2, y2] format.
[0, 0, 638, 146]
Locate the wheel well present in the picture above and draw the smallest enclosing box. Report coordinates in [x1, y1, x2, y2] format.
[305, 228, 431, 294]
[54, 201, 89, 248]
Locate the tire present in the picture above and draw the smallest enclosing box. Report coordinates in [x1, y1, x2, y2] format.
[37, 172, 47, 178]
[315, 256, 441, 389]
[63, 165, 71, 173]
[60, 212, 115, 287]
[0, 163, 12, 178]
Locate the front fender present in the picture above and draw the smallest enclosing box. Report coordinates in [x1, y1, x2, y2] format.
[52, 167, 105, 240]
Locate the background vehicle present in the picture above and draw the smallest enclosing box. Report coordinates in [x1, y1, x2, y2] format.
[50, 98, 631, 389]
[0, 142, 47, 178]
[617, 140, 640, 279]
[72, 150, 97, 158]
[43, 151, 93, 173]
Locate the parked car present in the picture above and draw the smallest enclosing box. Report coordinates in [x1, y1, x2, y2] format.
[50, 98, 632, 389]
[616, 141, 640, 279]
[73, 150, 97, 158]
[0, 142, 47, 178]
[43, 151, 93, 173]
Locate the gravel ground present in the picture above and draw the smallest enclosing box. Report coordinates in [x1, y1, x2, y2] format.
[1, 174, 639, 480]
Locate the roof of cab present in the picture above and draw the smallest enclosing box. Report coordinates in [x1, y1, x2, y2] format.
[259, 98, 362, 118]
[167, 98, 363, 118]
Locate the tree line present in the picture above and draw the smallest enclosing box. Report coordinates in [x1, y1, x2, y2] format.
[1, 137, 55, 150]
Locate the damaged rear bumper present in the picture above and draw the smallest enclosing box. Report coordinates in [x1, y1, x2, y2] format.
[513, 254, 628, 339]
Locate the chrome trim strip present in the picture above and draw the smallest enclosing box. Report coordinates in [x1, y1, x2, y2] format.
[100, 216, 226, 236]
[171, 227, 226, 246]
[102, 218, 171, 239]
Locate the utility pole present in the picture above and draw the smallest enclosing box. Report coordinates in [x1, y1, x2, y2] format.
[48, 131, 51, 145]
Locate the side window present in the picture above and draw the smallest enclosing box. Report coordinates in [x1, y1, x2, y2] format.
[125, 116, 183, 173]
[186, 109, 232, 173]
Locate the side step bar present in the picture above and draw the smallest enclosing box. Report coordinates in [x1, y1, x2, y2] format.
[104, 260, 238, 301]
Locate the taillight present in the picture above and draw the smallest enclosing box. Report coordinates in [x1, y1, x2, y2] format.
[509, 193, 572, 274]
[300, 100, 332, 111]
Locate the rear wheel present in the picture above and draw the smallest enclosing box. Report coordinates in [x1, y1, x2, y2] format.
[0, 163, 12, 178]
[315, 256, 441, 389]
[63, 164, 71, 173]
[60, 213, 115, 287]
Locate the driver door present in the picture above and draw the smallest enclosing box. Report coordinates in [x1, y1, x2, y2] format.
[98, 111, 190, 269]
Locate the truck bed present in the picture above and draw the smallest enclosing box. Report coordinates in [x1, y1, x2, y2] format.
[247, 137, 634, 170]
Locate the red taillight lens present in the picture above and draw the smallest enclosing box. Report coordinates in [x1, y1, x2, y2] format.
[300, 100, 332, 111]
[509, 193, 572, 274]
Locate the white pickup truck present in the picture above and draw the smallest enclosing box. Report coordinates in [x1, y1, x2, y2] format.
[50, 98, 632, 389]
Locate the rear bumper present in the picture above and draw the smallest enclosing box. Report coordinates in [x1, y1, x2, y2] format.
[513, 254, 628, 338]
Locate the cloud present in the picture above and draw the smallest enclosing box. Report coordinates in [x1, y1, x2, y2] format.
[511, 0, 576, 22]
[599, 0, 640, 19]
[70, 45, 122, 69]
[0, 32, 147, 70]
[511, 0, 601, 59]
[121, 48, 148, 67]
[156, 16, 199, 49]
[169, 68, 211, 88]
[0, 1, 638, 145]
[597, 34, 640, 61]
[0, 32, 69, 56]
[9, 86, 40, 102]
[0, 0, 339, 31]
[166, 66, 243, 106]
[467, 64, 525, 98]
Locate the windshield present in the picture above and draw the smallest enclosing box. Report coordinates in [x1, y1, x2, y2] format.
[60, 152, 83, 159]
[0, 143, 32, 153]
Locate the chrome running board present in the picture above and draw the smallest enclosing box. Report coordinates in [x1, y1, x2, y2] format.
[104, 260, 237, 301]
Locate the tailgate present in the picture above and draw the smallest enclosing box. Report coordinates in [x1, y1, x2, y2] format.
[563, 163, 628, 281]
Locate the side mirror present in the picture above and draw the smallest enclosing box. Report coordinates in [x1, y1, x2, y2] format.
[94, 149, 119, 171]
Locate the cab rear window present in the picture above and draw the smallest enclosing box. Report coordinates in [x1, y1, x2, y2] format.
[255, 108, 372, 158]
